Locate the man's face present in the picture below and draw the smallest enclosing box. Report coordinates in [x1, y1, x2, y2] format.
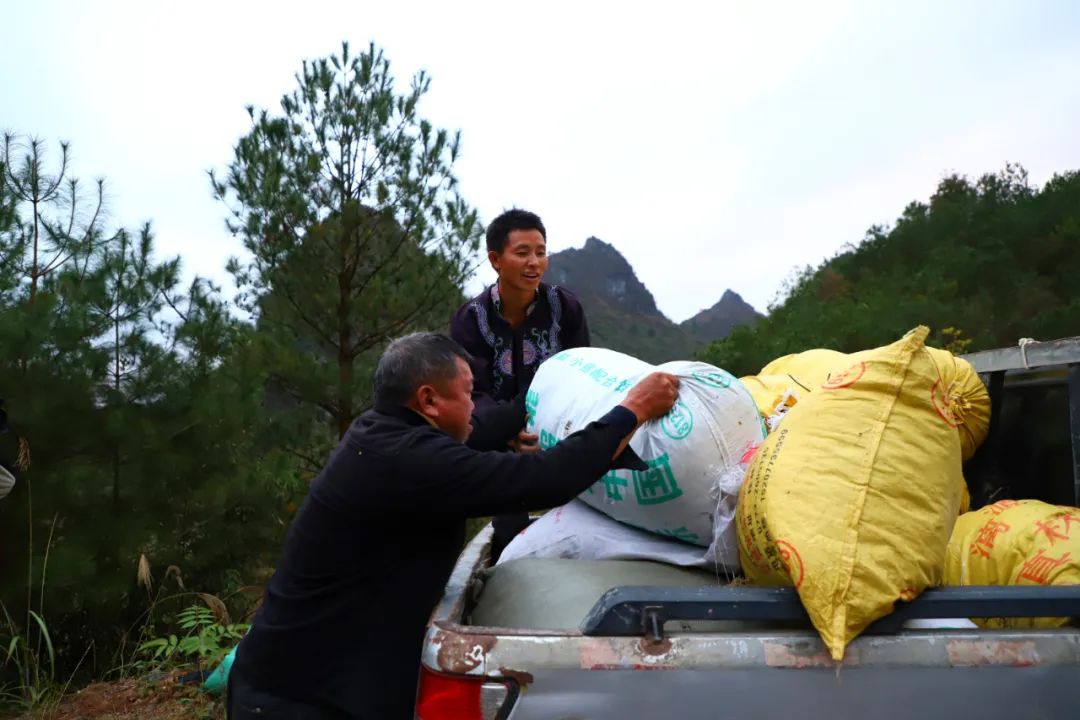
[489, 229, 548, 293]
[425, 358, 475, 443]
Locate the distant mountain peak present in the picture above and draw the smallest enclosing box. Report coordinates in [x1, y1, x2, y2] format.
[680, 289, 762, 343]
[543, 237, 761, 362]
[547, 237, 661, 317]
[583, 235, 615, 251]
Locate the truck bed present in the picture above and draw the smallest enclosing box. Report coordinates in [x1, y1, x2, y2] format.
[418, 337, 1080, 719]
[423, 527, 1080, 719]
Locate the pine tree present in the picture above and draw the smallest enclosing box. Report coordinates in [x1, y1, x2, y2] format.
[211, 42, 481, 467]
[0, 137, 292, 682]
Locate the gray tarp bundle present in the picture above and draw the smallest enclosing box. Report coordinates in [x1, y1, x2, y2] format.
[468, 558, 975, 633]
[470, 558, 772, 632]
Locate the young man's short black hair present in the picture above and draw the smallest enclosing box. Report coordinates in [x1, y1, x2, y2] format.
[485, 209, 546, 254]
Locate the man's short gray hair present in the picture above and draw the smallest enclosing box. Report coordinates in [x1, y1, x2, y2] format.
[373, 332, 471, 409]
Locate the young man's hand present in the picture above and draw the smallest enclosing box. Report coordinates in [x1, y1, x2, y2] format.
[508, 429, 540, 454]
[620, 372, 680, 424]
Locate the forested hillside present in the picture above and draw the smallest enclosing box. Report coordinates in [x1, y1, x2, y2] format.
[701, 166, 1080, 375]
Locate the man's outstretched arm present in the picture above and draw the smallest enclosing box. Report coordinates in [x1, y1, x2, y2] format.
[371, 372, 680, 517]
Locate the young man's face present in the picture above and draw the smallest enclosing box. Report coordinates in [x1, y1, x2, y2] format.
[425, 358, 475, 443]
[489, 229, 548, 293]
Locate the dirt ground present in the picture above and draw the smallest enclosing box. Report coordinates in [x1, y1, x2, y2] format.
[4, 671, 225, 720]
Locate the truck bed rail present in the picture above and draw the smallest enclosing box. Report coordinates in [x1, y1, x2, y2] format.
[581, 584, 1080, 640]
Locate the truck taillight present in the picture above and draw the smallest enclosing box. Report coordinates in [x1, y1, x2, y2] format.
[415, 666, 515, 720]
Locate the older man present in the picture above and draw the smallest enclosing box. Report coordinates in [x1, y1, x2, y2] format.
[229, 332, 678, 719]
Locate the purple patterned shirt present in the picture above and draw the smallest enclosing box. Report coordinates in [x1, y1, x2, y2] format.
[450, 282, 590, 407]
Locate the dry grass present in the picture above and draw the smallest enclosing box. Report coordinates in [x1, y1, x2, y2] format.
[136, 555, 153, 596]
[196, 594, 230, 626]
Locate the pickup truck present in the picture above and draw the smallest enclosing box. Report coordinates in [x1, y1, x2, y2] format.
[417, 338, 1080, 719]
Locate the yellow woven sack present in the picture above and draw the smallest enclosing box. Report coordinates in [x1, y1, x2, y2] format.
[737, 326, 965, 660]
[759, 348, 848, 389]
[930, 351, 990, 462]
[739, 374, 802, 431]
[945, 499, 1080, 628]
[765, 344, 990, 461]
[849, 346, 990, 461]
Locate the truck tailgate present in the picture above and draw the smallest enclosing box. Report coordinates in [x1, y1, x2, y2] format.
[429, 629, 1080, 719]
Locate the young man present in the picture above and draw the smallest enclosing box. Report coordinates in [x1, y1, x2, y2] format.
[229, 332, 678, 719]
[450, 209, 591, 557]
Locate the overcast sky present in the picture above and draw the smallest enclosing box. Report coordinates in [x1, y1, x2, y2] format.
[4, 1, 1080, 322]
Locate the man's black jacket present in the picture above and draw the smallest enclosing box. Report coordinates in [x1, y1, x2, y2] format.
[232, 399, 642, 718]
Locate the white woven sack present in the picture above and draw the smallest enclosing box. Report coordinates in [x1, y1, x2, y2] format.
[526, 347, 765, 566]
[499, 500, 740, 573]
